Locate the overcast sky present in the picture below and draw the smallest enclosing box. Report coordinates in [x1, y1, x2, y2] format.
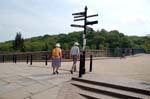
[0, 0, 150, 42]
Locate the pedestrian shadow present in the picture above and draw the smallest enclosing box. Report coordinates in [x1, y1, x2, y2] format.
[30, 71, 76, 78]
[31, 74, 52, 77]
[59, 68, 79, 72]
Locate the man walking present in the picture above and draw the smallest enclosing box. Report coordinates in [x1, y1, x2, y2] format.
[70, 42, 80, 74]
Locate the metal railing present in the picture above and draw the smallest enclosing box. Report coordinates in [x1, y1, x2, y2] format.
[0, 50, 106, 63]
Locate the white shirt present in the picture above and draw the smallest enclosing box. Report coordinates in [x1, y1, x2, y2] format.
[70, 46, 80, 55]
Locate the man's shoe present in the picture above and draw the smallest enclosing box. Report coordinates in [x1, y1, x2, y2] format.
[70, 70, 73, 74]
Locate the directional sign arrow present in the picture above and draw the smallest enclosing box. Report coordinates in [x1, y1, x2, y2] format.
[74, 15, 84, 18]
[74, 18, 84, 21]
[70, 24, 84, 28]
[72, 12, 85, 15]
[87, 14, 98, 18]
[86, 21, 98, 25]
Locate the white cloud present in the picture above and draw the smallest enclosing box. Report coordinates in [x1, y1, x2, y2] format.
[120, 15, 150, 23]
[0, 0, 150, 42]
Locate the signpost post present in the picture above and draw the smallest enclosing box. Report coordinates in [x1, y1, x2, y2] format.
[71, 6, 98, 77]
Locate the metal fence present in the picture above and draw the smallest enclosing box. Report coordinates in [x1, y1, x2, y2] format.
[107, 48, 146, 57]
[0, 48, 146, 63]
[0, 50, 106, 63]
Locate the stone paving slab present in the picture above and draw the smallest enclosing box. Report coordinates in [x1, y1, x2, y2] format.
[0, 83, 23, 95]
[1, 75, 23, 83]
[0, 80, 8, 87]
[0, 88, 30, 99]
[0, 54, 150, 99]
[21, 83, 49, 95]
[31, 85, 62, 99]
[16, 77, 37, 86]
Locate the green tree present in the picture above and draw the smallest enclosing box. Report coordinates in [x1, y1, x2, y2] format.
[93, 33, 105, 49]
[106, 31, 120, 48]
[13, 32, 25, 52]
[120, 36, 132, 48]
[143, 36, 150, 53]
[42, 42, 49, 51]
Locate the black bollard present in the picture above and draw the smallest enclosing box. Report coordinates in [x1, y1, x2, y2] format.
[89, 55, 93, 72]
[45, 54, 48, 66]
[30, 54, 32, 65]
[26, 54, 29, 64]
[13, 55, 15, 63]
[14, 55, 17, 63]
[82, 51, 86, 74]
[2, 55, 4, 62]
[79, 54, 83, 78]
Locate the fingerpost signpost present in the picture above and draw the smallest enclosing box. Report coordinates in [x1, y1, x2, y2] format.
[71, 6, 98, 77]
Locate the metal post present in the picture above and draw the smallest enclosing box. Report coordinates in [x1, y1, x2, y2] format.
[79, 54, 83, 78]
[82, 6, 87, 74]
[30, 54, 32, 65]
[27, 54, 29, 64]
[82, 51, 85, 74]
[13, 55, 14, 63]
[45, 54, 48, 66]
[89, 55, 93, 72]
[14, 55, 17, 63]
[0, 55, 1, 62]
[2, 55, 4, 62]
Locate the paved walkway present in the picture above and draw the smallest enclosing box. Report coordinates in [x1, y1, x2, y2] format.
[0, 54, 150, 99]
[0, 61, 79, 99]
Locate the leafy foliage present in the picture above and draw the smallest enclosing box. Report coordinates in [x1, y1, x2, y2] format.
[0, 30, 150, 53]
[13, 32, 25, 52]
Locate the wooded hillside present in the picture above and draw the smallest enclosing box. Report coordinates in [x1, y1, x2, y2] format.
[0, 29, 150, 53]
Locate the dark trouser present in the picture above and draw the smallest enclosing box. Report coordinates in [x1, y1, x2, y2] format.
[71, 55, 78, 72]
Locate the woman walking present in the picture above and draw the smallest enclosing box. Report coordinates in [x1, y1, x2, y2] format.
[52, 43, 62, 74]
